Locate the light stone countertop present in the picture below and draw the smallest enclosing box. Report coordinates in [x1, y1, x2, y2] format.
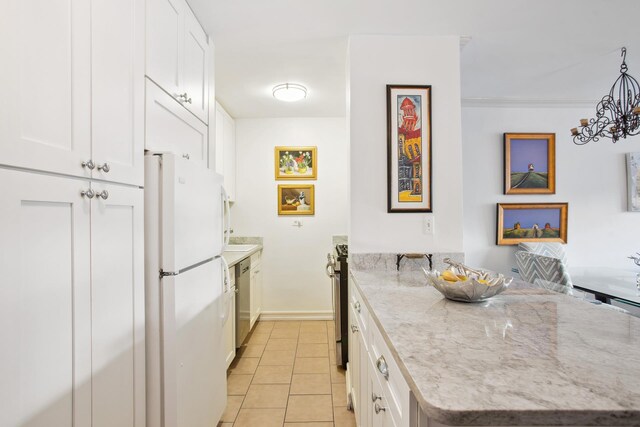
[222, 244, 263, 268]
[350, 268, 640, 426]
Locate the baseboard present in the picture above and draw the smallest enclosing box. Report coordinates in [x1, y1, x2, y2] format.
[259, 310, 334, 321]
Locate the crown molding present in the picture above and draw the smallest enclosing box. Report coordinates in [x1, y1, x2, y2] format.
[461, 97, 598, 108]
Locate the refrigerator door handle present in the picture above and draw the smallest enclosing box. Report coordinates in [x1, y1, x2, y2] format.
[159, 256, 217, 278]
[222, 186, 231, 250]
[221, 256, 231, 293]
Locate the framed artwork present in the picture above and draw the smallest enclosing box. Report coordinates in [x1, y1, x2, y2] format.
[277, 184, 315, 215]
[627, 152, 640, 212]
[504, 133, 556, 194]
[387, 85, 432, 212]
[275, 146, 317, 180]
[497, 203, 568, 245]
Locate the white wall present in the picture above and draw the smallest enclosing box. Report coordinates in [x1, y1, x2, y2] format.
[348, 35, 464, 254]
[462, 105, 640, 274]
[232, 118, 348, 317]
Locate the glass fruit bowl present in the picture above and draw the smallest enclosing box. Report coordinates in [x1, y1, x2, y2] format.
[424, 258, 512, 303]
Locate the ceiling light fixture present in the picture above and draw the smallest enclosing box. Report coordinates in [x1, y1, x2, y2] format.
[272, 83, 307, 102]
[571, 47, 640, 144]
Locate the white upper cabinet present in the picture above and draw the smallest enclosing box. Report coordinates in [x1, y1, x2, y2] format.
[145, 79, 208, 166]
[215, 102, 236, 202]
[147, 0, 209, 123]
[0, 0, 144, 186]
[0, 0, 92, 179]
[91, 0, 145, 186]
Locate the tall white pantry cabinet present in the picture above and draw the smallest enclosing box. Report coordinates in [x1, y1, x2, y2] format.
[0, 0, 145, 426]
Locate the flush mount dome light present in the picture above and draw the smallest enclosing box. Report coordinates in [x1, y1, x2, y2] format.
[272, 83, 307, 102]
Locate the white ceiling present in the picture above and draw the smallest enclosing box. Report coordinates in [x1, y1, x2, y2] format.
[188, 0, 640, 118]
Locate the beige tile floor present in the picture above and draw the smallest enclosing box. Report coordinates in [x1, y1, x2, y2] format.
[220, 320, 356, 427]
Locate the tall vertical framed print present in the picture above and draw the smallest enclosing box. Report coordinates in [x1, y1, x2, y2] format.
[387, 85, 432, 213]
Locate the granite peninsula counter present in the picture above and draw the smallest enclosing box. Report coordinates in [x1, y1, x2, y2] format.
[349, 267, 640, 426]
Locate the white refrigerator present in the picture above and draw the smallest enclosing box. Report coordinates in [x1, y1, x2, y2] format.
[145, 153, 232, 427]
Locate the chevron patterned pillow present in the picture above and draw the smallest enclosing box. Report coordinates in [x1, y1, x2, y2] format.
[518, 242, 568, 266]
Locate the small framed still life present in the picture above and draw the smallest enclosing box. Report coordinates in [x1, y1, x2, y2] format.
[504, 133, 556, 195]
[275, 146, 317, 180]
[497, 202, 568, 245]
[278, 184, 315, 215]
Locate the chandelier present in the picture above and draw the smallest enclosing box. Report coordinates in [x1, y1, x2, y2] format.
[571, 47, 640, 145]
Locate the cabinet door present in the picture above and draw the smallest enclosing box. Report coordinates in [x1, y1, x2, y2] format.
[91, 0, 145, 186]
[145, 79, 208, 165]
[90, 183, 145, 427]
[349, 306, 361, 426]
[222, 111, 236, 201]
[214, 105, 225, 175]
[0, 0, 91, 178]
[0, 169, 92, 427]
[255, 266, 263, 318]
[146, 0, 184, 97]
[182, 7, 209, 123]
[224, 290, 237, 369]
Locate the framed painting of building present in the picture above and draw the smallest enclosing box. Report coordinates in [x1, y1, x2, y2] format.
[275, 146, 317, 180]
[386, 85, 432, 212]
[277, 184, 315, 215]
[497, 203, 568, 245]
[627, 152, 640, 212]
[504, 133, 556, 194]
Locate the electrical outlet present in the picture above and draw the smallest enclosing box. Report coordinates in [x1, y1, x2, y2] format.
[423, 216, 434, 235]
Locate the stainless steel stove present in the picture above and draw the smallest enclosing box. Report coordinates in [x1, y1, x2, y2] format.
[326, 244, 348, 369]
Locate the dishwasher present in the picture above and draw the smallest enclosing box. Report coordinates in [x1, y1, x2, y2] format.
[235, 258, 251, 347]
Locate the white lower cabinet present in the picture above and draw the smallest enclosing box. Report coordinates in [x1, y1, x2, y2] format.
[0, 168, 144, 427]
[224, 267, 237, 369]
[249, 251, 263, 329]
[349, 279, 409, 427]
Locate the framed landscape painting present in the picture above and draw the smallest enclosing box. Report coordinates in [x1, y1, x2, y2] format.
[497, 203, 568, 245]
[504, 133, 555, 194]
[387, 85, 432, 213]
[275, 146, 317, 180]
[278, 184, 315, 215]
[627, 152, 640, 212]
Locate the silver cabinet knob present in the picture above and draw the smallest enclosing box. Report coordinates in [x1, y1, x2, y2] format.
[374, 402, 386, 414]
[182, 153, 190, 160]
[234, 288, 239, 294]
[97, 190, 109, 200]
[351, 324, 359, 333]
[97, 162, 110, 173]
[371, 392, 381, 402]
[81, 160, 95, 170]
[354, 301, 361, 313]
[177, 93, 192, 104]
[81, 189, 95, 199]
[376, 355, 389, 380]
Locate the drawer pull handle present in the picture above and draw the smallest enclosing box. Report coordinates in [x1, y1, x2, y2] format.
[376, 355, 389, 380]
[371, 392, 381, 402]
[354, 301, 361, 313]
[374, 402, 386, 414]
[351, 324, 359, 333]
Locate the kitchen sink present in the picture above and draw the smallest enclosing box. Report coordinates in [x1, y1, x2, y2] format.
[225, 244, 258, 252]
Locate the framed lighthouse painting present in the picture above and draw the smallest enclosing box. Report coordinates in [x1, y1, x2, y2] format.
[387, 85, 432, 212]
[504, 133, 556, 195]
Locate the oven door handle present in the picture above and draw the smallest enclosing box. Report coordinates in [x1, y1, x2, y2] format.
[326, 254, 336, 278]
